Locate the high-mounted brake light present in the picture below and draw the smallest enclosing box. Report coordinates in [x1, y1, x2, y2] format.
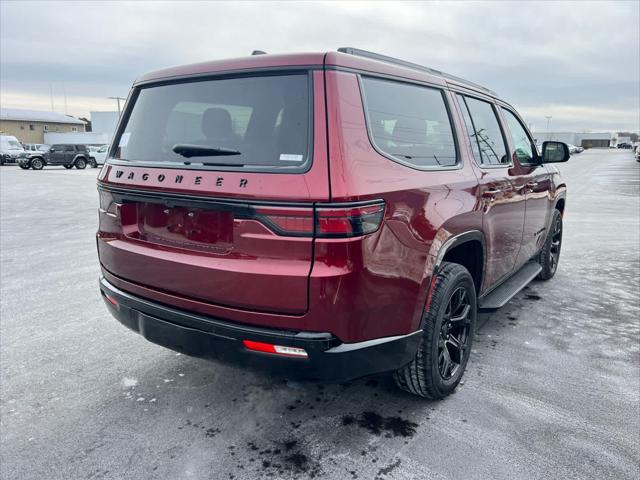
[252, 201, 385, 238]
[243, 340, 308, 358]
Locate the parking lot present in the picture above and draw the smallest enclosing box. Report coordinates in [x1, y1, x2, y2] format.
[1, 149, 638, 480]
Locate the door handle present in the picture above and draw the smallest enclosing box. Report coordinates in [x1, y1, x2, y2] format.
[482, 188, 502, 198]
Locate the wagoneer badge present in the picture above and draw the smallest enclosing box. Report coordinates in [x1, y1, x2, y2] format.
[113, 169, 248, 188]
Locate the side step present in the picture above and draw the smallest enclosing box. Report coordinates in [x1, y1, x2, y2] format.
[478, 262, 542, 311]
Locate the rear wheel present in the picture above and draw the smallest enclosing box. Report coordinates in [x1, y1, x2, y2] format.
[393, 262, 476, 399]
[19, 163, 30, 170]
[63, 164, 73, 169]
[30, 158, 44, 170]
[537, 209, 563, 280]
[75, 158, 87, 169]
[89, 158, 97, 168]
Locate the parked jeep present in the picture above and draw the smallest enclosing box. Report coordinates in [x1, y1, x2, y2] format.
[97, 48, 569, 399]
[27, 144, 95, 170]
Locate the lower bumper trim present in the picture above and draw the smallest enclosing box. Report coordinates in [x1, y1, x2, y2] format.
[99, 276, 422, 382]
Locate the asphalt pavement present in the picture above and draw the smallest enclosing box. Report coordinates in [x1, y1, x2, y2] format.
[1, 149, 639, 480]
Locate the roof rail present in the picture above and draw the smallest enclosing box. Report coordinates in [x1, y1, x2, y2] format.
[337, 47, 497, 97]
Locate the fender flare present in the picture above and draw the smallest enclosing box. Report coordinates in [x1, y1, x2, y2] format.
[432, 230, 486, 275]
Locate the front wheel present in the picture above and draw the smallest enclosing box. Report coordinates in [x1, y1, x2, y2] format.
[30, 158, 44, 170]
[75, 158, 87, 169]
[19, 163, 30, 170]
[537, 209, 563, 280]
[394, 262, 476, 399]
[63, 164, 73, 169]
[89, 158, 97, 168]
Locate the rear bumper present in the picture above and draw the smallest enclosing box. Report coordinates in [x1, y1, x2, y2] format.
[99, 277, 421, 382]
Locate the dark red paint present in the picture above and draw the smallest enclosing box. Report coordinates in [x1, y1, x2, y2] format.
[97, 51, 566, 344]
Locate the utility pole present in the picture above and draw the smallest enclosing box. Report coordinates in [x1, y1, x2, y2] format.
[545, 116, 552, 141]
[49, 84, 54, 112]
[108, 96, 126, 116]
[63, 85, 68, 115]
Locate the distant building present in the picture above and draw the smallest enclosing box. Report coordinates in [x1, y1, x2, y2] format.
[532, 131, 613, 148]
[90, 111, 119, 138]
[42, 111, 119, 146]
[0, 108, 86, 144]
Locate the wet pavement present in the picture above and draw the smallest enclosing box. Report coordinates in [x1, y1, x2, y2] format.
[1, 149, 638, 479]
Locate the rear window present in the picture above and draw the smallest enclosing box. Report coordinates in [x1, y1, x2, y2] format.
[113, 73, 311, 172]
[360, 76, 457, 169]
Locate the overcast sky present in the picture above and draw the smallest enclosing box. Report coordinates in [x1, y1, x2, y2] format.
[1, 1, 638, 132]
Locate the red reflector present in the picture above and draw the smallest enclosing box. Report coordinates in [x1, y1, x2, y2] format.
[243, 340, 276, 354]
[242, 340, 308, 358]
[104, 294, 119, 307]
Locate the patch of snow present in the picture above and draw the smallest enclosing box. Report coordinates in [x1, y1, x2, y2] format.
[122, 377, 138, 388]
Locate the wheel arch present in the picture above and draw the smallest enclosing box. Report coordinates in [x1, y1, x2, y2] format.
[432, 230, 485, 295]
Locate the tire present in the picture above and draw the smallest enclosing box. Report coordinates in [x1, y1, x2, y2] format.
[537, 209, 563, 280]
[19, 163, 30, 170]
[393, 262, 477, 399]
[75, 157, 87, 169]
[30, 157, 44, 170]
[63, 164, 73, 169]
[89, 158, 97, 168]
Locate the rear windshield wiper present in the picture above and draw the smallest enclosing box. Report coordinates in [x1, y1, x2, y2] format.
[172, 144, 241, 158]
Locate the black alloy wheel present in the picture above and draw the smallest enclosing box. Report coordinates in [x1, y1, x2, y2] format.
[394, 262, 477, 399]
[438, 286, 472, 380]
[538, 209, 563, 280]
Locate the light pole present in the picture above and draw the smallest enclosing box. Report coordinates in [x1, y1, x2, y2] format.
[545, 116, 552, 141]
[108, 96, 126, 116]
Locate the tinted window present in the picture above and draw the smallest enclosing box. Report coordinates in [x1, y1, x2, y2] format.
[456, 94, 482, 164]
[114, 74, 311, 172]
[361, 77, 457, 168]
[501, 108, 536, 165]
[63, 145, 75, 151]
[461, 96, 509, 166]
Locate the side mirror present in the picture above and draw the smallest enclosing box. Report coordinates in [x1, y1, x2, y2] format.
[542, 141, 570, 163]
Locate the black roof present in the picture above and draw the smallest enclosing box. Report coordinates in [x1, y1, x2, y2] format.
[338, 47, 498, 97]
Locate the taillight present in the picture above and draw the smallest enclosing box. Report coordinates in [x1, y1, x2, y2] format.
[253, 206, 315, 236]
[252, 201, 385, 238]
[316, 203, 385, 237]
[99, 191, 120, 216]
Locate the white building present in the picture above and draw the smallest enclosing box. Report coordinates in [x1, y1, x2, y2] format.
[90, 111, 120, 138]
[43, 110, 120, 145]
[532, 131, 613, 148]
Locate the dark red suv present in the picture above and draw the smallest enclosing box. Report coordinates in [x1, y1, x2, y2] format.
[97, 48, 569, 399]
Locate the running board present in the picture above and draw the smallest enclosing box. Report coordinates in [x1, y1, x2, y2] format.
[478, 262, 542, 311]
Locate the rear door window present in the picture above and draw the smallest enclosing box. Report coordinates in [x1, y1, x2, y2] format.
[113, 73, 311, 172]
[458, 95, 510, 166]
[360, 76, 457, 169]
